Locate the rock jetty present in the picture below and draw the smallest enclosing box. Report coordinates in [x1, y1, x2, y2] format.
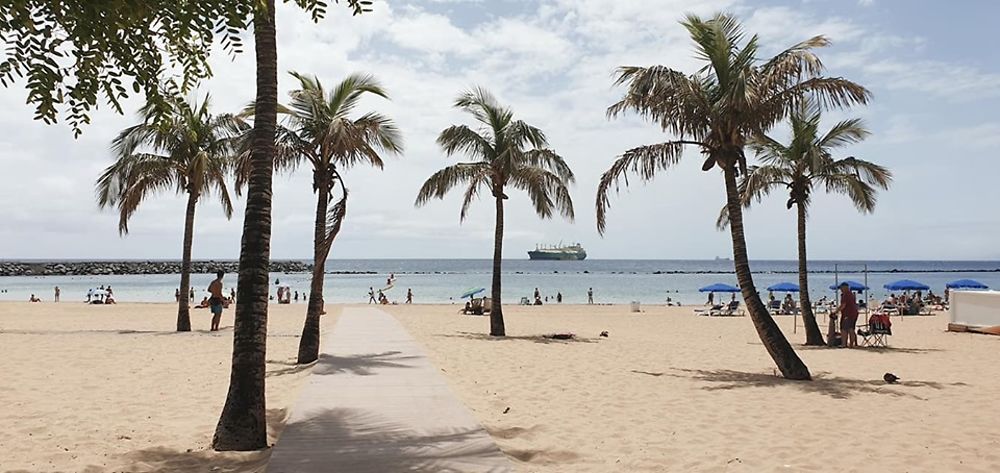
[0, 261, 311, 277]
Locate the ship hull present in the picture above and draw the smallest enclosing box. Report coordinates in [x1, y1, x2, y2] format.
[527, 250, 587, 261]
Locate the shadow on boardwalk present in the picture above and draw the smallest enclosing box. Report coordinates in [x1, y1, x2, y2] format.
[269, 407, 510, 472]
[665, 368, 969, 400]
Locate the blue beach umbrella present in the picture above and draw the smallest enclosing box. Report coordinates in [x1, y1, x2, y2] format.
[698, 283, 740, 293]
[460, 287, 486, 299]
[946, 279, 989, 290]
[884, 279, 930, 291]
[829, 280, 869, 291]
[767, 282, 800, 292]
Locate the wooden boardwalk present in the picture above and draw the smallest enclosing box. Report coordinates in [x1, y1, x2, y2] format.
[267, 307, 512, 473]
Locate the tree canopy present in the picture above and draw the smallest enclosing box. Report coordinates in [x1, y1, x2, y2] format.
[0, 0, 371, 136]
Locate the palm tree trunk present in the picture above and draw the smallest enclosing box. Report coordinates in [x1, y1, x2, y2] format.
[297, 172, 328, 364]
[797, 202, 824, 345]
[176, 191, 197, 332]
[489, 193, 505, 336]
[212, 0, 275, 451]
[724, 166, 810, 380]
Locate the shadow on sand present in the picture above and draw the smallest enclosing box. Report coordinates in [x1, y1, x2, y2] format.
[267, 407, 511, 472]
[438, 331, 598, 345]
[793, 344, 944, 355]
[100, 409, 291, 473]
[666, 368, 968, 400]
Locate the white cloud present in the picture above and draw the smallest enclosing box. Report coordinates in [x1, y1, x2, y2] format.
[0, 0, 997, 260]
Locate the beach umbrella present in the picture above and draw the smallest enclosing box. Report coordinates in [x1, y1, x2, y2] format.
[698, 283, 740, 293]
[766, 282, 800, 292]
[829, 280, 869, 291]
[459, 287, 486, 299]
[946, 279, 989, 290]
[883, 279, 930, 291]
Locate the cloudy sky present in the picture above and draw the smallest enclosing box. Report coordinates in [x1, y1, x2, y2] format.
[1, 0, 997, 261]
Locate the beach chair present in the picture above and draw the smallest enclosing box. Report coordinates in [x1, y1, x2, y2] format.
[769, 300, 782, 314]
[694, 304, 723, 316]
[713, 301, 743, 316]
[482, 297, 492, 313]
[463, 298, 484, 315]
[519, 296, 531, 305]
[857, 314, 892, 347]
[728, 300, 745, 316]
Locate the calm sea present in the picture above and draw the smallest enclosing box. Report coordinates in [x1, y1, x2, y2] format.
[1, 259, 997, 305]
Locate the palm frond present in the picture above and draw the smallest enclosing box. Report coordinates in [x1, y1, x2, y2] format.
[595, 141, 686, 234]
[817, 118, 871, 149]
[508, 167, 575, 220]
[95, 152, 180, 234]
[520, 149, 575, 183]
[437, 125, 493, 159]
[414, 163, 490, 207]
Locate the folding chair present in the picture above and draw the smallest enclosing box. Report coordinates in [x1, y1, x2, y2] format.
[857, 314, 892, 347]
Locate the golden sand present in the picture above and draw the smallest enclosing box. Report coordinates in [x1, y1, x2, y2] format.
[0, 302, 330, 473]
[2, 301, 999, 472]
[386, 303, 1000, 472]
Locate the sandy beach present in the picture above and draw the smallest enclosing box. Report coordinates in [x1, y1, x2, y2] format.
[0, 302, 333, 473]
[386, 303, 1000, 472]
[2, 301, 999, 472]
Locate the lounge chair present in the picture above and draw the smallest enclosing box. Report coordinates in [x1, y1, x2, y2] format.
[519, 296, 531, 305]
[857, 314, 892, 347]
[462, 298, 484, 315]
[769, 300, 782, 314]
[712, 301, 744, 316]
[694, 304, 723, 316]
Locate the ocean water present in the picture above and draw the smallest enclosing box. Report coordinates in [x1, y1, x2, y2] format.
[1, 259, 997, 305]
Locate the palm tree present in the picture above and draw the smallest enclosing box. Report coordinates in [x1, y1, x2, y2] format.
[212, 0, 278, 451]
[96, 95, 244, 332]
[415, 88, 575, 336]
[595, 13, 871, 380]
[718, 100, 891, 345]
[213, 0, 374, 452]
[241, 71, 403, 364]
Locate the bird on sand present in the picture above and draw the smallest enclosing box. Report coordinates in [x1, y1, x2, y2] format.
[883, 372, 900, 384]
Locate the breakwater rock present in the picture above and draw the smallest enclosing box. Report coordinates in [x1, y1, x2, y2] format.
[0, 260, 312, 277]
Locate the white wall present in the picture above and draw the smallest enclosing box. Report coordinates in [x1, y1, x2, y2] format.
[950, 290, 1000, 327]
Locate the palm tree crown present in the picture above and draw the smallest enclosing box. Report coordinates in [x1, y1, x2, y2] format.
[731, 100, 891, 217]
[415, 87, 575, 221]
[97, 95, 245, 233]
[596, 12, 870, 233]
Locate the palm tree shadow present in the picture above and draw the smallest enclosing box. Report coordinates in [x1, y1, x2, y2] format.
[667, 368, 968, 400]
[793, 344, 943, 355]
[438, 331, 597, 345]
[109, 408, 291, 473]
[268, 407, 512, 472]
[312, 351, 423, 376]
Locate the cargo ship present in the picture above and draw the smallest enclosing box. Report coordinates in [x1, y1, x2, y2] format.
[527, 243, 587, 261]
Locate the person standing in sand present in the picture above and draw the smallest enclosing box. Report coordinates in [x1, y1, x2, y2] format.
[588, 288, 594, 304]
[54, 286, 60, 302]
[406, 288, 413, 304]
[368, 287, 376, 304]
[207, 270, 225, 331]
[836, 282, 859, 348]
